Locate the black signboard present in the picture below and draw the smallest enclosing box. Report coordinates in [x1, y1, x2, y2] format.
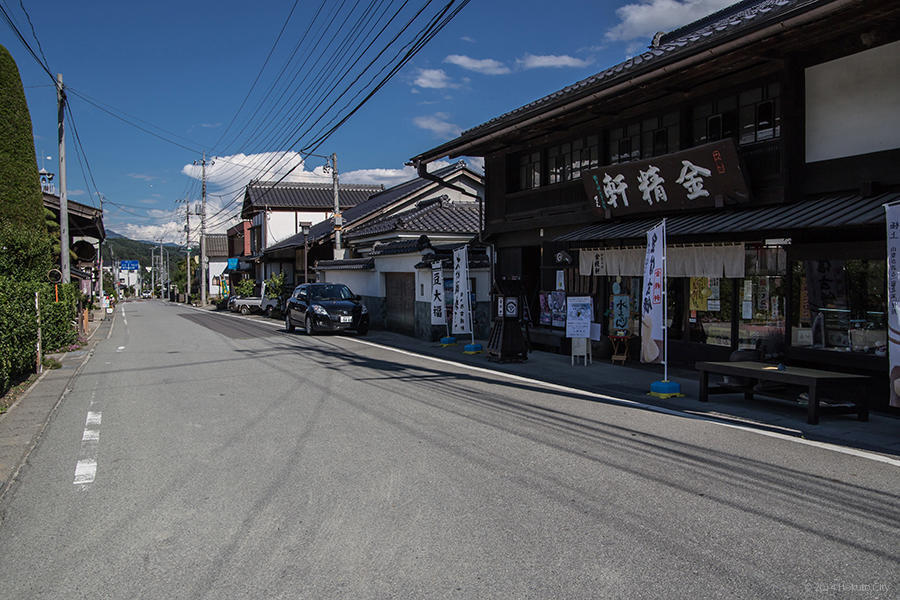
[582, 139, 750, 219]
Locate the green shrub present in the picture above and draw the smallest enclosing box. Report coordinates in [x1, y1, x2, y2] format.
[0, 278, 77, 394]
[234, 278, 255, 297]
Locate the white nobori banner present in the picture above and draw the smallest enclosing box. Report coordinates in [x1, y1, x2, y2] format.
[640, 220, 666, 365]
[430, 262, 446, 326]
[452, 246, 472, 336]
[885, 204, 900, 407]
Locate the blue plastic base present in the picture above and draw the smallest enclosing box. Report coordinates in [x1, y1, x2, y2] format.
[440, 336, 456, 346]
[463, 343, 483, 354]
[649, 380, 683, 398]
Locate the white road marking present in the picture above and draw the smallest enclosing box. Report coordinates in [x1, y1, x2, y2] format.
[74, 394, 103, 487]
[73, 460, 97, 485]
[121, 304, 127, 326]
[116, 346, 125, 352]
[194, 306, 900, 468]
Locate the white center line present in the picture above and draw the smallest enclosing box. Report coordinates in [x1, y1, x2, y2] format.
[73, 460, 97, 485]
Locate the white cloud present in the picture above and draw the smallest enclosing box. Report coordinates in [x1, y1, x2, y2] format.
[460, 36, 476, 43]
[605, 0, 734, 42]
[443, 54, 510, 75]
[182, 151, 331, 190]
[413, 113, 461, 138]
[199, 122, 222, 128]
[518, 54, 592, 69]
[413, 68, 456, 89]
[127, 173, 156, 181]
[120, 221, 186, 243]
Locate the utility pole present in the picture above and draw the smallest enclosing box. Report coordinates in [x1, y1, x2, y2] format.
[151, 247, 156, 296]
[56, 73, 70, 283]
[97, 193, 104, 298]
[158, 238, 164, 300]
[194, 154, 211, 305]
[331, 152, 342, 260]
[184, 198, 191, 301]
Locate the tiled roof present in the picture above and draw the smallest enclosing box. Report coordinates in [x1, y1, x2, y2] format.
[315, 257, 374, 271]
[415, 0, 816, 159]
[346, 197, 480, 239]
[555, 190, 899, 242]
[414, 242, 490, 269]
[205, 233, 228, 257]
[242, 181, 383, 215]
[283, 161, 481, 247]
[370, 236, 431, 256]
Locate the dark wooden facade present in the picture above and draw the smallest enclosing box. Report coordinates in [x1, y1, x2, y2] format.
[413, 0, 900, 406]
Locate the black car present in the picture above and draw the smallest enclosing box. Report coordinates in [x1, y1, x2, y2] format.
[284, 282, 369, 335]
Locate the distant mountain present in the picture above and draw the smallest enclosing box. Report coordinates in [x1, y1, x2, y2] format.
[101, 235, 185, 269]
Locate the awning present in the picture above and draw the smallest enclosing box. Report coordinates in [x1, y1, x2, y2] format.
[556, 191, 897, 243]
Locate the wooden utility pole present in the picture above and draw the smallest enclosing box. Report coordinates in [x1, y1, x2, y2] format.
[195, 154, 210, 305]
[331, 153, 342, 260]
[184, 198, 191, 301]
[57, 73, 70, 283]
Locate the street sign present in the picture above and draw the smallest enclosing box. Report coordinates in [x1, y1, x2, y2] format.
[120, 260, 139, 271]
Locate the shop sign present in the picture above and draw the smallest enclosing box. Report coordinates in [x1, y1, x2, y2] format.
[430, 262, 446, 326]
[583, 140, 749, 219]
[641, 221, 665, 364]
[612, 294, 630, 334]
[566, 296, 592, 338]
[452, 246, 472, 335]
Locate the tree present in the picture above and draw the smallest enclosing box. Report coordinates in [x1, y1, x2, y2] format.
[0, 44, 46, 232]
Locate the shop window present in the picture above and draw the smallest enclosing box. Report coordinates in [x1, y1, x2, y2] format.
[692, 82, 780, 147]
[790, 259, 886, 355]
[518, 151, 542, 190]
[738, 246, 787, 358]
[547, 136, 600, 184]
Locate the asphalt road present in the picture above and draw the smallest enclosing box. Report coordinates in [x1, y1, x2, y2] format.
[0, 301, 897, 599]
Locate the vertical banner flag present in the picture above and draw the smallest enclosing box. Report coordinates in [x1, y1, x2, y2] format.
[430, 262, 446, 326]
[885, 204, 900, 407]
[641, 221, 666, 364]
[452, 246, 472, 335]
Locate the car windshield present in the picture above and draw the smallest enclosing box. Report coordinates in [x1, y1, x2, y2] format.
[309, 284, 353, 301]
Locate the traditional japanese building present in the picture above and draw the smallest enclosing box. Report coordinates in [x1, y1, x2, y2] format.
[412, 0, 900, 407]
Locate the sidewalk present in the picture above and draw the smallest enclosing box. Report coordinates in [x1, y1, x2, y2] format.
[359, 329, 900, 459]
[0, 310, 112, 502]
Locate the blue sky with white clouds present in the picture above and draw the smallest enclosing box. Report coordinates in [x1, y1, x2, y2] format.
[3, 0, 733, 241]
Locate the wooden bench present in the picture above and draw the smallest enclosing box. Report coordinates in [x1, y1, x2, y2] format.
[696, 361, 870, 425]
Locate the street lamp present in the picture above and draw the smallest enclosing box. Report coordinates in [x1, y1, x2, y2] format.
[302, 222, 311, 283]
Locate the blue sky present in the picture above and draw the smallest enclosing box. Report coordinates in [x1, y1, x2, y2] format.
[3, 0, 733, 242]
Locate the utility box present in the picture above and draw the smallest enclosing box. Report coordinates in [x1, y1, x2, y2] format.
[487, 281, 529, 362]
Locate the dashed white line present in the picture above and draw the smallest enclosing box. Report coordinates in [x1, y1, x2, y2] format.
[74, 393, 103, 487]
[73, 460, 97, 485]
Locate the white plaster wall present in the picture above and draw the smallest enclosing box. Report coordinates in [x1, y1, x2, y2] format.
[208, 259, 227, 297]
[319, 270, 378, 297]
[806, 40, 900, 163]
[264, 210, 331, 247]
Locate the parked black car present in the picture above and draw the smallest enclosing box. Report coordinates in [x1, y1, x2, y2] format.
[284, 282, 369, 335]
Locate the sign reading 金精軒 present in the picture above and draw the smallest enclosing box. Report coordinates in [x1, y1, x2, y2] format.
[582, 140, 749, 219]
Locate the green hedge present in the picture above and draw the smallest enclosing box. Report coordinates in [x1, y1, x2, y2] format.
[0, 279, 78, 394]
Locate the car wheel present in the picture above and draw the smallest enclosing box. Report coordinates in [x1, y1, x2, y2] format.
[240, 305, 250, 315]
[305, 314, 316, 335]
[264, 306, 272, 317]
[285, 312, 295, 332]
